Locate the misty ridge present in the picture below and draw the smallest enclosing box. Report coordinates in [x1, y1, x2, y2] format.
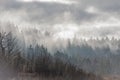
[0, 22, 120, 80]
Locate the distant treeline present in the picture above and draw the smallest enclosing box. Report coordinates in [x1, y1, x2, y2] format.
[65, 38, 120, 75]
[0, 32, 102, 80]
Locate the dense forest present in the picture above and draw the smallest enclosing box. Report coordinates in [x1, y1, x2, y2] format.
[1, 23, 120, 80]
[0, 32, 103, 80]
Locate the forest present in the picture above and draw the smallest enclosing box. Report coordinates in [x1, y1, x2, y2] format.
[0, 31, 104, 80]
[0, 23, 120, 80]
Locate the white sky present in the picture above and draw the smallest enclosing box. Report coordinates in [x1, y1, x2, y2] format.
[18, 0, 77, 4]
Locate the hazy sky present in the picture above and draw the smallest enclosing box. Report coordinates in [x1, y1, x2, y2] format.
[0, 0, 120, 40]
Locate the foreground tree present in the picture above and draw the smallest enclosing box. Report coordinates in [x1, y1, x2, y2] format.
[0, 32, 22, 79]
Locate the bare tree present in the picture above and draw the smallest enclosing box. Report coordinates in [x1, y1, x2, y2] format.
[0, 32, 22, 79]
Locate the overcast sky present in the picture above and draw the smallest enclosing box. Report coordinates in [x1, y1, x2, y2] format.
[0, 0, 120, 41]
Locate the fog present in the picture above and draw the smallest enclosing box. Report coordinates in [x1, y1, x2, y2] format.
[0, 0, 120, 41]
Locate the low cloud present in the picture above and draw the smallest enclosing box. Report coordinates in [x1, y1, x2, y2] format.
[0, 0, 120, 43]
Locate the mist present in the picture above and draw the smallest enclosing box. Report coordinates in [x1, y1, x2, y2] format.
[0, 0, 120, 80]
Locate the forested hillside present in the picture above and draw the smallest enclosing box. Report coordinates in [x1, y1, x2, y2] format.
[0, 32, 102, 80]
